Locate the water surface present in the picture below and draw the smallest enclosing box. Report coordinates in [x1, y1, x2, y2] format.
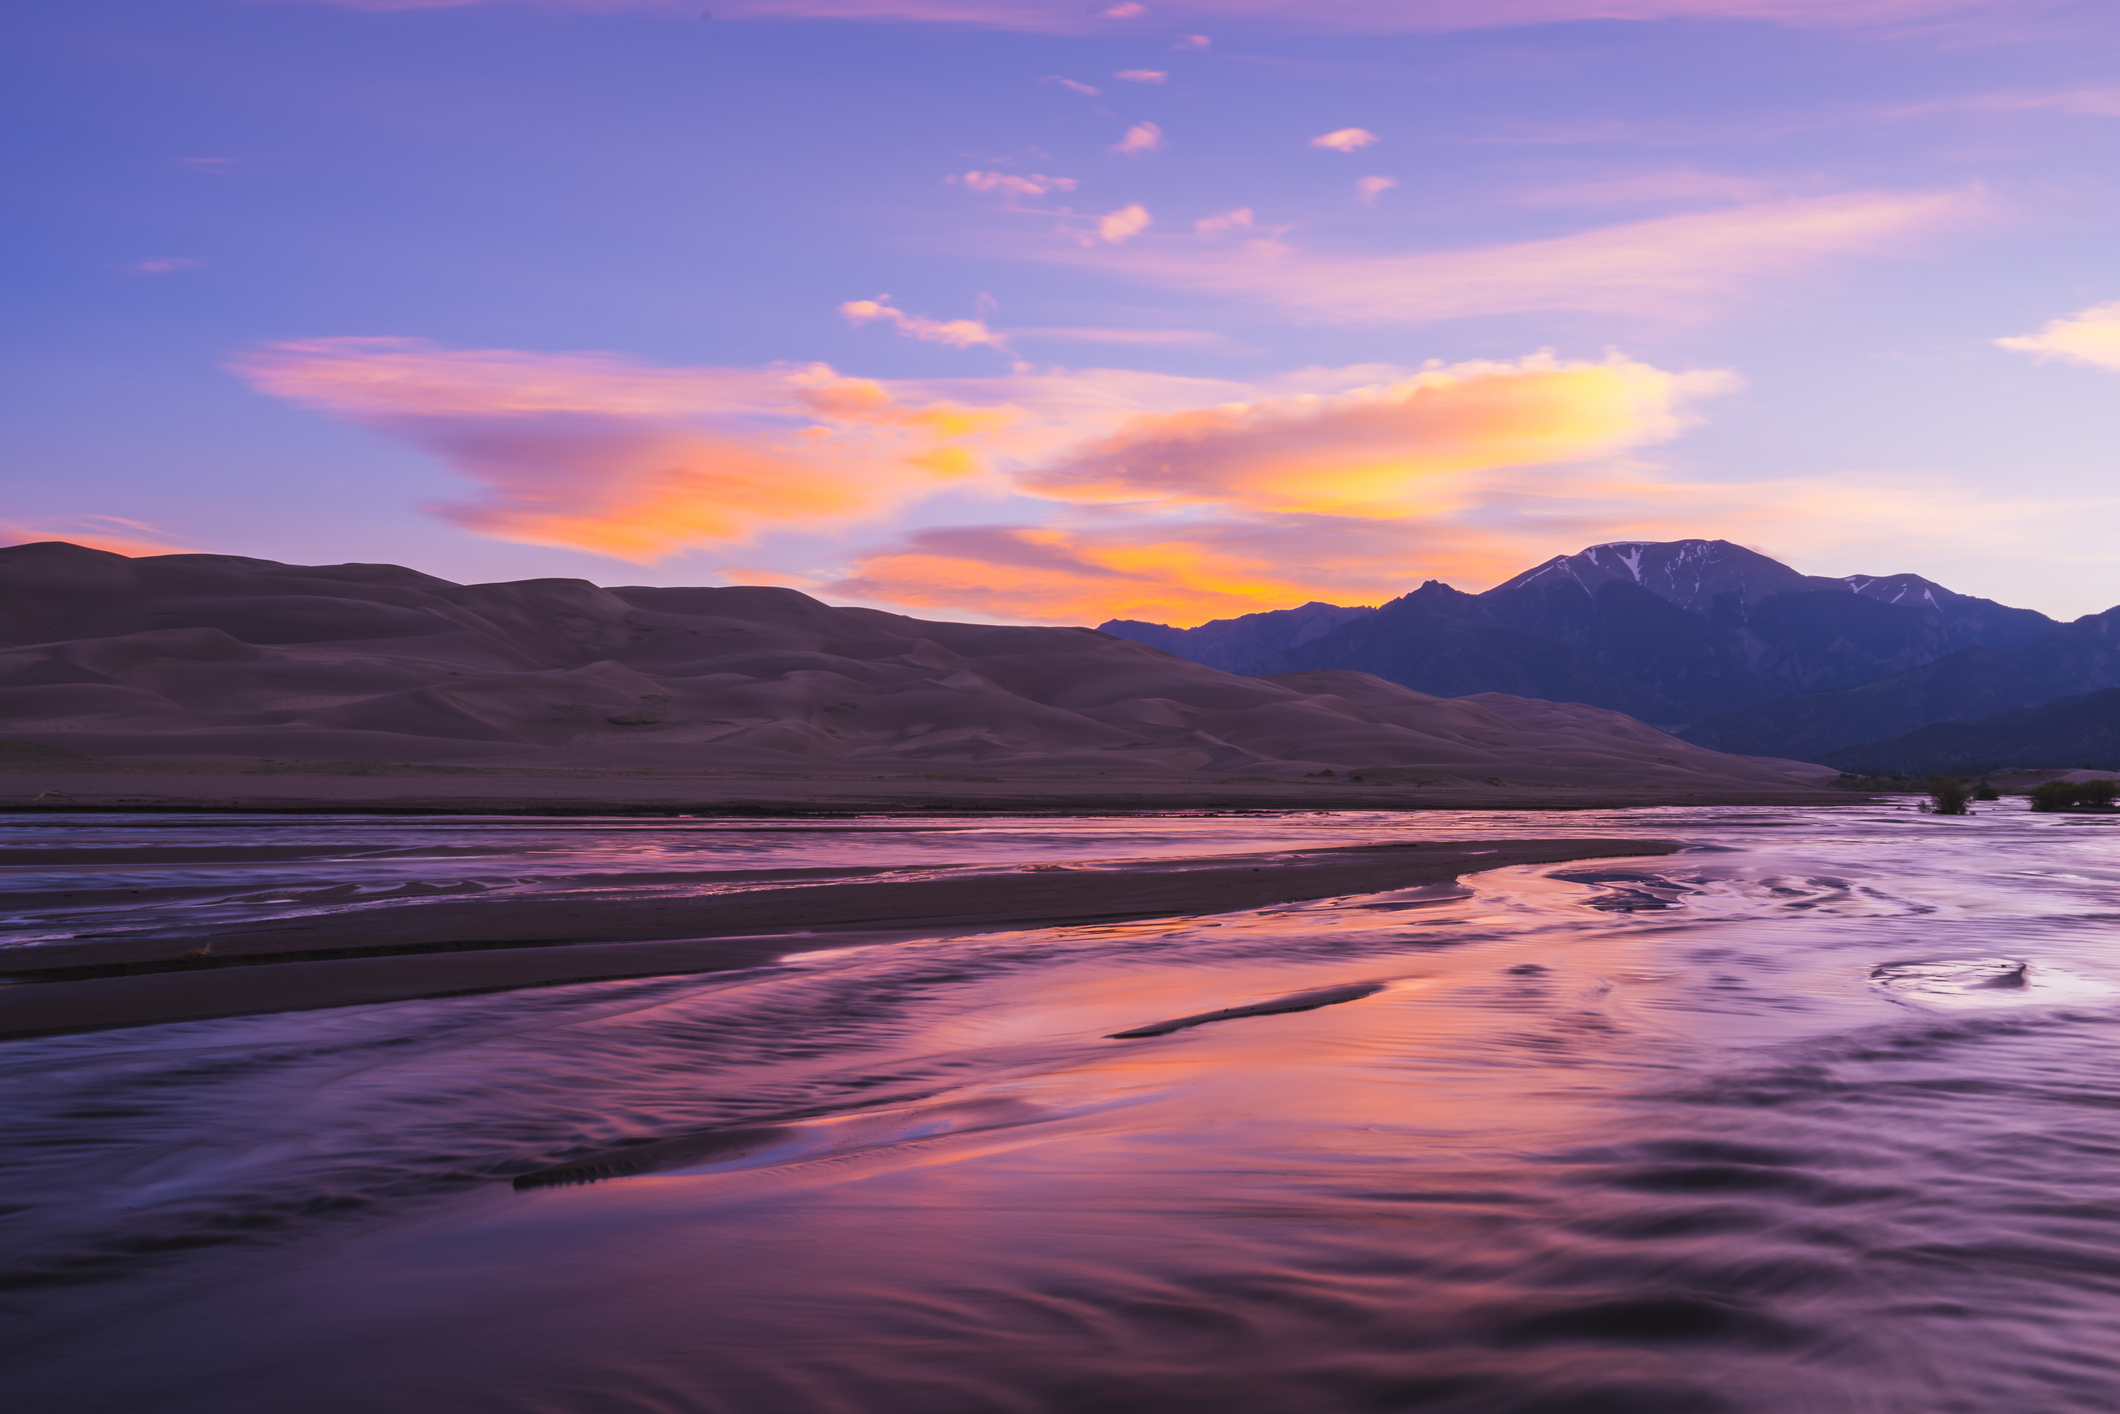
[4, 801, 2119, 1413]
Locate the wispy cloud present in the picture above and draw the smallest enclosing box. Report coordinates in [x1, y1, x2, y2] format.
[1008, 326, 1244, 350]
[1195, 207, 1253, 233]
[1892, 87, 2120, 120]
[1041, 75, 1101, 96]
[1996, 300, 2120, 373]
[1516, 169, 1781, 207]
[1039, 188, 1983, 326]
[303, 2, 2056, 39]
[0, 516, 198, 558]
[1310, 127, 1378, 153]
[841, 299, 1010, 349]
[1111, 122, 1163, 156]
[952, 170, 1078, 203]
[112, 257, 201, 275]
[1115, 69, 1168, 83]
[1354, 175, 1397, 204]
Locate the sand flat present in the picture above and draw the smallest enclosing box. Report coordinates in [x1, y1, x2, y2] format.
[0, 836, 1677, 1036]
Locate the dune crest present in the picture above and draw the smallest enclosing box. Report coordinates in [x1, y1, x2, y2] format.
[0, 541, 1830, 791]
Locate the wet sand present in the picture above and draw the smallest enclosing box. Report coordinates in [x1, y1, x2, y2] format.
[0, 836, 1676, 1037]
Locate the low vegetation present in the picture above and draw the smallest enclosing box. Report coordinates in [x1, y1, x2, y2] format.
[1925, 776, 1973, 815]
[2028, 779, 2119, 812]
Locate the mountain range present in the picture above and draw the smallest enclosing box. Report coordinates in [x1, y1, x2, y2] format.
[0, 540, 1832, 794]
[1103, 539, 2119, 768]
[1817, 689, 2120, 777]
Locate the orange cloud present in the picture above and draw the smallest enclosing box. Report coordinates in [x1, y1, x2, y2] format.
[0, 518, 198, 558]
[1355, 175, 1396, 204]
[1996, 301, 2120, 373]
[232, 338, 1011, 561]
[1047, 188, 1982, 325]
[830, 464, 2078, 627]
[841, 298, 1010, 349]
[1041, 75, 1101, 96]
[1110, 122, 1163, 156]
[1021, 354, 1735, 517]
[1311, 127, 1378, 152]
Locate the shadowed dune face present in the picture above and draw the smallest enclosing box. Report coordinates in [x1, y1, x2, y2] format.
[0, 541, 1831, 788]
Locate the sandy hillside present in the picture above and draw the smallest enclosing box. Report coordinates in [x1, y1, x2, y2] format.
[0, 542, 1833, 792]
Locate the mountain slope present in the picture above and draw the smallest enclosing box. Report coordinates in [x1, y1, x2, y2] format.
[1818, 688, 2120, 776]
[0, 541, 1830, 792]
[1680, 607, 2120, 762]
[1100, 539, 2056, 729]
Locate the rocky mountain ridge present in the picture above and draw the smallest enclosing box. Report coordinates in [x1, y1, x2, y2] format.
[1101, 539, 2073, 746]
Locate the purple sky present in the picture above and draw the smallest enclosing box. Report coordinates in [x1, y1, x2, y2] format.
[8, 0, 2120, 622]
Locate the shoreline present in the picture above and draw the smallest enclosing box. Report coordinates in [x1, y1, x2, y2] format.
[0, 836, 1680, 1038]
[1, 766, 1862, 816]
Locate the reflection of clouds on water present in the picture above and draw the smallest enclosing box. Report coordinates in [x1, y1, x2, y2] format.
[7, 800, 2120, 1412]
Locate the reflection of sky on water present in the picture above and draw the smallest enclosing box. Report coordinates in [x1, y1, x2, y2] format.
[5, 800, 2120, 1412]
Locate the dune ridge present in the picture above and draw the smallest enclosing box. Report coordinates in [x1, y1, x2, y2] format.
[0, 542, 1833, 796]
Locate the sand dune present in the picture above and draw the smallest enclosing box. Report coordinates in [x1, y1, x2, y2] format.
[0, 541, 1832, 792]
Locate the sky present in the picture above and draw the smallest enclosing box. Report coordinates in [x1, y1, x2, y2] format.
[8, 0, 2120, 625]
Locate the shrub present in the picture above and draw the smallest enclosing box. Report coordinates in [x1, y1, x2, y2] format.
[1973, 778, 2000, 801]
[2030, 779, 2119, 811]
[1926, 776, 1972, 815]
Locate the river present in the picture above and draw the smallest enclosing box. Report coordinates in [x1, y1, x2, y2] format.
[2, 801, 2118, 1413]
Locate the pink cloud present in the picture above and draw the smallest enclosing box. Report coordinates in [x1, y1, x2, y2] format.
[231, 338, 1014, 560]
[1042, 188, 1984, 325]
[1110, 122, 1163, 156]
[1041, 75, 1102, 96]
[953, 170, 1078, 200]
[1175, 33, 1210, 47]
[1355, 175, 1397, 204]
[113, 257, 201, 275]
[1195, 207, 1254, 233]
[1115, 69, 1168, 83]
[841, 298, 1010, 349]
[1096, 204, 1153, 244]
[1311, 127, 1378, 153]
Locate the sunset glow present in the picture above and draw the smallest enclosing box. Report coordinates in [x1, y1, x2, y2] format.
[10, 0, 2119, 621]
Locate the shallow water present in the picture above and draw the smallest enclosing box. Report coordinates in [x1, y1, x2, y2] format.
[4, 801, 2120, 1412]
